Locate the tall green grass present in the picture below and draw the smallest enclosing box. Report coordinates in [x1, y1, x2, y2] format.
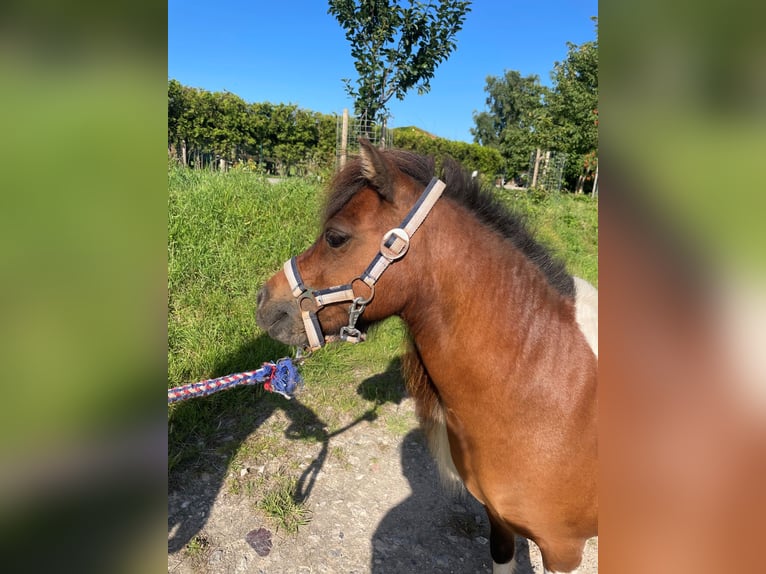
[168, 168, 320, 386]
[168, 168, 403, 476]
[500, 188, 599, 286]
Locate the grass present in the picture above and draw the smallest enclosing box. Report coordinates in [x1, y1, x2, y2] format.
[385, 411, 416, 436]
[499, 187, 599, 286]
[330, 446, 352, 470]
[256, 474, 313, 534]
[168, 169, 319, 386]
[167, 166, 597, 530]
[185, 533, 210, 564]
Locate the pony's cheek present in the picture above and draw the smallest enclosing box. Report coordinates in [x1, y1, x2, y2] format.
[315, 305, 354, 335]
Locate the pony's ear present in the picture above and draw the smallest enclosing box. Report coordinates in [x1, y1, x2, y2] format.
[359, 138, 395, 202]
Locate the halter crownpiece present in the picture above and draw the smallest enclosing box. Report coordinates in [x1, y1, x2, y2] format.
[284, 176, 446, 351]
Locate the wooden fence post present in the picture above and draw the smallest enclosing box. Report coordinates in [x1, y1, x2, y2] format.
[340, 108, 349, 170]
[531, 148, 541, 188]
[592, 164, 599, 197]
[381, 117, 387, 149]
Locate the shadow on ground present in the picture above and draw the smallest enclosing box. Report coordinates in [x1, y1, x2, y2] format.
[168, 335, 310, 552]
[169, 349, 539, 573]
[168, 342, 405, 554]
[371, 429, 534, 574]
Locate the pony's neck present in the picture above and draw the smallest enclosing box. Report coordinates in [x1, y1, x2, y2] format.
[400, 197, 574, 381]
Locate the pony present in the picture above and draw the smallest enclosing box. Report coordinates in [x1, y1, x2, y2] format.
[256, 140, 598, 573]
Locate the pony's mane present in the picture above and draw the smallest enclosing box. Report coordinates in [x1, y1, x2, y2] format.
[325, 149, 575, 299]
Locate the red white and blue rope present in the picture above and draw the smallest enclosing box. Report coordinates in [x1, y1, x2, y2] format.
[167, 358, 302, 404]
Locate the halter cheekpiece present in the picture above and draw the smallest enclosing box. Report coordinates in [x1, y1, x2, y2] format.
[283, 176, 446, 351]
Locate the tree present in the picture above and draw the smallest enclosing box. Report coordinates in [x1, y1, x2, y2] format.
[328, 0, 471, 124]
[470, 18, 598, 191]
[167, 79, 185, 146]
[167, 80, 339, 175]
[547, 21, 598, 192]
[471, 71, 550, 179]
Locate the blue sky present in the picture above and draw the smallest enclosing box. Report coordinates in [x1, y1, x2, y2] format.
[168, 1, 597, 143]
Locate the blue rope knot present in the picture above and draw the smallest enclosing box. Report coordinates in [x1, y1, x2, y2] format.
[263, 358, 303, 399]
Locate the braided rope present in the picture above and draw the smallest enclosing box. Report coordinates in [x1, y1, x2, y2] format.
[167, 358, 302, 404]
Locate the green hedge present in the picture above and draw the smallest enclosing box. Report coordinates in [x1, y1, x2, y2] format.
[392, 127, 504, 179]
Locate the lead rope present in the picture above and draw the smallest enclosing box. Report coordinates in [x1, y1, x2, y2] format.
[167, 357, 302, 404]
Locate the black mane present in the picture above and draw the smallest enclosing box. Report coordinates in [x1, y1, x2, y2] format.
[326, 149, 575, 299]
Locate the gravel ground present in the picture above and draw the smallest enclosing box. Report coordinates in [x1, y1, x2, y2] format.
[168, 394, 597, 574]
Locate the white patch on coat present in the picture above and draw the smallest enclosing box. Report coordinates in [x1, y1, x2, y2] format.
[424, 404, 464, 493]
[573, 276, 598, 357]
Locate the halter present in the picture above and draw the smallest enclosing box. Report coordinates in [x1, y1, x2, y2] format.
[283, 177, 446, 351]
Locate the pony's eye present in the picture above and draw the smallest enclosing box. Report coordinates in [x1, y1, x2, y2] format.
[324, 229, 349, 249]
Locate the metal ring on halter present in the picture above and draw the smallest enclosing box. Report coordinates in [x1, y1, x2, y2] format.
[350, 277, 375, 305]
[380, 228, 410, 261]
[297, 291, 318, 313]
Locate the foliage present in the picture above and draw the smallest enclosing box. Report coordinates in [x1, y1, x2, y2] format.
[548, 32, 599, 187]
[167, 80, 337, 176]
[392, 126, 504, 178]
[471, 71, 551, 179]
[328, 0, 471, 123]
[471, 17, 598, 191]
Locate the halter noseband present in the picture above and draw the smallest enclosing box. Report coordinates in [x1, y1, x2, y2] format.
[283, 177, 446, 351]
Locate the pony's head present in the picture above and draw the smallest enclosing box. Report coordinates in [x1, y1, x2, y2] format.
[256, 139, 438, 349]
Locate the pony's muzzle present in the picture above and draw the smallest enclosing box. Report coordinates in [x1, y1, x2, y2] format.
[255, 286, 308, 346]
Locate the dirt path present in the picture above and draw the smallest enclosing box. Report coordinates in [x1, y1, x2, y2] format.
[168, 391, 597, 574]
